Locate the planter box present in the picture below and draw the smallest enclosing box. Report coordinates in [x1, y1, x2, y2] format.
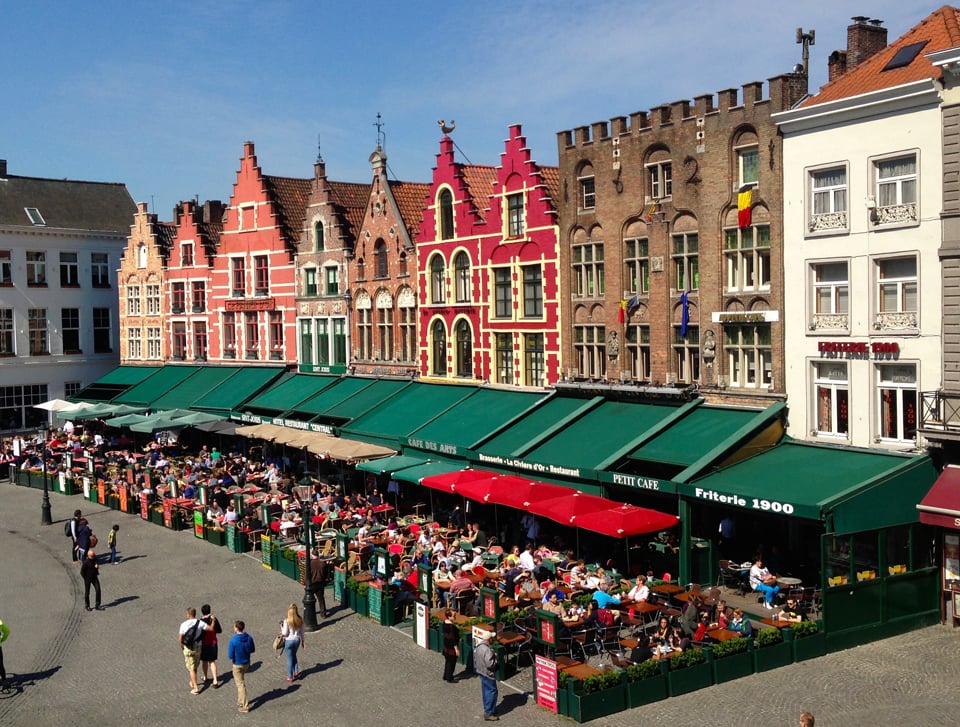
[753, 640, 793, 672]
[711, 649, 755, 683]
[566, 679, 627, 723]
[108, 497, 120, 511]
[277, 549, 299, 580]
[428, 626, 442, 653]
[149, 509, 164, 525]
[556, 681, 569, 717]
[61, 478, 77, 496]
[625, 674, 668, 708]
[368, 585, 394, 626]
[354, 589, 369, 617]
[206, 528, 226, 546]
[666, 661, 713, 697]
[333, 567, 346, 604]
[792, 631, 827, 662]
[168, 511, 185, 531]
[458, 632, 474, 666]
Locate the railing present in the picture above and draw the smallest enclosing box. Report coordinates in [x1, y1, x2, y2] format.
[919, 390, 960, 434]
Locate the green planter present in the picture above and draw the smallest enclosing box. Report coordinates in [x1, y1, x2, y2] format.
[709, 638, 755, 683]
[428, 626, 442, 653]
[458, 631, 474, 666]
[355, 586, 369, 617]
[61, 478, 77, 496]
[149, 508, 164, 525]
[206, 527, 226, 546]
[753, 633, 793, 672]
[566, 673, 627, 723]
[791, 622, 826, 662]
[108, 496, 119, 511]
[666, 652, 713, 697]
[556, 680, 569, 717]
[625, 671, 668, 708]
[168, 511, 185, 531]
[368, 585, 394, 626]
[333, 568, 346, 604]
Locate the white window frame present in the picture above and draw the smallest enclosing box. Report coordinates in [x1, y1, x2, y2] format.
[723, 323, 772, 389]
[127, 327, 142, 360]
[579, 175, 595, 211]
[874, 255, 918, 331]
[646, 161, 673, 200]
[808, 164, 849, 234]
[126, 285, 142, 316]
[813, 361, 849, 438]
[876, 363, 917, 444]
[724, 224, 770, 293]
[737, 145, 759, 188]
[573, 241, 604, 298]
[871, 151, 919, 226]
[506, 192, 524, 238]
[147, 327, 161, 360]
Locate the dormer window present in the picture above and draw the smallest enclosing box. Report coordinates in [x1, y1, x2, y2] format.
[24, 207, 45, 226]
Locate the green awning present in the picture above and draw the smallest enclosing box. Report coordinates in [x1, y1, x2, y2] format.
[320, 379, 413, 423]
[71, 365, 162, 402]
[680, 439, 939, 533]
[112, 365, 202, 407]
[192, 367, 285, 412]
[393, 458, 465, 485]
[147, 366, 241, 411]
[340, 382, 473, 445]
[240, 373, 338, 416]
[355, 454, 431, 476]
[628, 406, 760, 468]
[283, 377, 382, 420]
[407, 388, 547, 450]
[476, 396, 588, 457]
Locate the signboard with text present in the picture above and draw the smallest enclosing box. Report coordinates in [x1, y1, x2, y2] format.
[534, 655, 558, 713]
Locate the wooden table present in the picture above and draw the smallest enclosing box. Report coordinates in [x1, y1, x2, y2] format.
[674, 591, 716, 604]
[706, 627, 743, 642]
[558, 662, 603, 680]
[760, 616, 797, 629]
[650, 583, 684, 595]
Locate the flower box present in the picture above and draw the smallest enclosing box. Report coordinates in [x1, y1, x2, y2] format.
[277, 547, 299, 579]
[709, 638, 755, 683]
[753, 628, 794, 672]
[624, 660, 668, 708]
[791, 621, 826, 662]
[149, 508, 164, 525]
[206, 527, 226, 546]
[566, 671, 627, 723]
[665, 650, 713, 697]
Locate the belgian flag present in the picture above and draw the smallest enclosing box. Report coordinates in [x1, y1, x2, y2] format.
[738, 184, 753, 229]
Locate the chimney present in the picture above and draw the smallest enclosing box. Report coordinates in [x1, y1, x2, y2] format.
[0, 159, 6, 178]
[847, 16, 887, 69]
[828, 50, 848, 82]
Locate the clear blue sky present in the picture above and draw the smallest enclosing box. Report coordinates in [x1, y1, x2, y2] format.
[0, 1, 935, 219]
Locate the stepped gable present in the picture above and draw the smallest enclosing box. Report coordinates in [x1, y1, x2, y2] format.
[460, 164, 498, 221]
[327, 180, 369, 243]
[261, 174, 312, 244]
[539, 166, 561, 212]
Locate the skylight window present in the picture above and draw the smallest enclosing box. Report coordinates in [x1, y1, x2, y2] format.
[24, 207, 45, 225]
[883, 41, 929, 72]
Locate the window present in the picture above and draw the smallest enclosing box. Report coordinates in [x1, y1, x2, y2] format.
[574, 325, 605, 378]
[333, 318, 347, 366]
[244, 312, 259, 358]
[647, 161, 672, 200]
[0, 250, 10, 286]
[625, 238, 649, 295]
[181, 242, 194, 267]
[59, 252, 79, 287]
[439, 189, 454, 240]
[455, 320, 472, 377]
[356, 258, 366, 281]
[28, 309, 48, 355]
[573, 242, 604, 297]
[254, 255, 269, 295]
[269, 312, 282, 357]
[147, 327, 161, 360]
[432, 320, 447, 376]
[93, 308, 111, 353]
[809, 167, 848, 232]
[91, 253, 109, 287]
[239, 205, 255, 230]
[876, 257, 917, 319]
[314, 221, 324, 251]
[127, 327, 142, 360]
[877, 363, 917, 443]
[146, 284, 161, 315]
[171, 282, 185, 314]
[377, 305, 393, 360]
[626, 324, 651, 381]
[672, 232, 699, 291]
[304, 268, 318, 296]
[299, 320, 314, 366]
[673, 326, 700, 383]
[191, 281, 206, 312]
[318, 319, 330, 365]
[399, 298, 416, 362]
[524, 333, 544, 387]
[24, 207, 45, 225]
[324, 266, 339, 296]
[61, 308, 80, 354]
[193, 321, 207, 361]
[223, 313, 236, 357]
[0, 384, 48, 432]
[137, 244, 147, 269]
[357, 306, 372, 359]
[875, 155, 917, 223]
[0, 309, 13, 355]
[496, 333, 514, 384]
[430, 256, 445, 304]
[579, 175, 596, 210]
[522, 265, 543, 317]
[127, 285, 142, 316]
[507, 193, 524, 237]
[815, 362, 849, 437]
[724, 225, 770, 292]
[171, 322, 187, 360]
[374, 240, 388, 279]
[738, 146, 759, 187]
[64, 381, 81, 398]
[452, 252, 470, 303]
[724, 324, 771, 388]
[231, 258, 245, 296]
[494, 268, 512, 318]
[399, 252, 408, 277]
[811, 261, 849, 331]
[26, 251, 46, 286]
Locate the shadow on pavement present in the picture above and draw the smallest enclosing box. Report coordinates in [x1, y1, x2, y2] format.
[104, 595, 140, 608]
[297, 658, 342, 679]
[497, 692, 531, 716]
[251, 684, 299, 710]
[116, 555, 147, 563]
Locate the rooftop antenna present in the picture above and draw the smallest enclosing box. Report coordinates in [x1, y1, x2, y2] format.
[316, 134, 324, 164]
[374, 112, 385, 151]
[796, 27, 815, 75]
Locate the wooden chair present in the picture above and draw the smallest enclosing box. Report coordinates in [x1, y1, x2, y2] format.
[454, 587, 478, 616]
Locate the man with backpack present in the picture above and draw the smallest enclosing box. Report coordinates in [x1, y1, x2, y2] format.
[178, 607, 207, 695]
[66, 509, 81, 563]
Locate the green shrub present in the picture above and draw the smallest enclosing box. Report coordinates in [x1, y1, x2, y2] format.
[356, 582, 369, 597]
[669, 648, 706, 671]
[345, 576, 359, 592]
[711, 636, 750, 658]
[624, 659, 662, 682]
[791, 620, 819, 639]
[558, 670, 570, 689]
[581, 671, 621, 694]
[755, 627, 784, 648]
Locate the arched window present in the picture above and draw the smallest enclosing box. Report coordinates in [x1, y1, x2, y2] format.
[455, 319, 472, 377]
[399, 251, 408, 277]
[315, 221, 324, 251]
[375, 239, 388, 278]
[432, 320, 447, 376]
[439, 189, 454, 240]
[137, 244, 147, 269]
[356, 257, 366, 281]
[454, 251, 470, 303]
[430, 255, 445, 304]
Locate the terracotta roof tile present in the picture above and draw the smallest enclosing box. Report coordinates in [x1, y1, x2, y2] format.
[461, 165, 498, 220]
[802, 6, 960, 107]
[540, 166, 561, 211]
[387, 181, 430, 236]
[262, 175, 312, 243]
[328, 181, 369, 242]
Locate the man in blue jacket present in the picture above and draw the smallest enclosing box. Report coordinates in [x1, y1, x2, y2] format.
[227, 620, 256, 713]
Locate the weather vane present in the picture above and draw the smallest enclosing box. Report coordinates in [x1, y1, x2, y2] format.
[374, 113, 385, 149]
[438, 119, 456, 135]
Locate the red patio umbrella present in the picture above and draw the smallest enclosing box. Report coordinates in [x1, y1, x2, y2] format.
[420, 468, 497, 495]
[527, 491, 611, 526]
[574, 503, 680, 539]
[486, 477, 573, 509]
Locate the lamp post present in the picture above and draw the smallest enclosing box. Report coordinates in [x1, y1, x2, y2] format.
[40, 439, 52, 526]
[302, 514, 319, 631]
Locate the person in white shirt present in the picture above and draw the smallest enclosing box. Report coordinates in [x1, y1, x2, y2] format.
[749, 555, 780, 608]
[222, 504, 239, 524]
[518, 544, 536, 573]
[627, 575, 650, 602]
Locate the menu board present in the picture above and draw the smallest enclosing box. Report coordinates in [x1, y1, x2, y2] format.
[119, 485, 128, 512]
[368, 582, 383, 623]
[162, 498, 174, 527]
[97, 478, 106, 505]
[333, 567, 346, 603]
[534, 655, 558, 713]
[480, 587, 500, 622]
[261, 535, 272, 569]
[535, 609, 559, 648]
[194, 510, 205, 538]
[140, 492, 149, 520]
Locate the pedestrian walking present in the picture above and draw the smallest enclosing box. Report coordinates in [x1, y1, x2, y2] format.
[178, 607, 207, 695]
[75, 518, 92, 563]
[227, 620, 255, 713]
[107, 524, 120, 564]
[441, 610, 459, 683]
[280, 603, 305, 682]
[80, 548, 102, 611]
[199, 604, 222, 688]
[0, 617, 9, 682]
[473, 629, 499, 721]
[308, 555, 329, 618]
[69, 509, 81, 563]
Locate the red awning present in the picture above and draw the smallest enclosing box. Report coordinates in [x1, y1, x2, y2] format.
[917, 466, 960, 529]
[574, 504, 680, 539]
[419, 468, 498, 495]
[454, 475, 571, 508]
[527, 491, 611, 525]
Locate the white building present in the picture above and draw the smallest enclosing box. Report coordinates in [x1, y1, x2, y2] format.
[0, 159, 135, 431]
[775, 13, 954, 451]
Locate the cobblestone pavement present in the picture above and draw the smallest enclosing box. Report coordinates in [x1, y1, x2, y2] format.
[2, 479, 960, 726]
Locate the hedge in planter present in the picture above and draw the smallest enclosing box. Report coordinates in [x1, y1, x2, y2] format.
[666, 648, 712, 697]
[710, 637, 754, 683]
[790, 620, 826, 662]
[566, 669, 627, 722]
[624, 658, 667, 708]
[355, 582, 370, 617]
[753, 627, 793, 672]
[206, 526, 226, 546]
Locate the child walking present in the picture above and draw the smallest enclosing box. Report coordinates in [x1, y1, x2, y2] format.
[108, 524, 120, 564]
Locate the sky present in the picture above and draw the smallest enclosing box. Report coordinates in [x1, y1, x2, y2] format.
[0, 0, 940, 219]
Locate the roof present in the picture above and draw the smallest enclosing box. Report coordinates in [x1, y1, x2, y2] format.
[0, 173, 135, 232]
[387, 180, 430, 237]
[262, 175, 312, 244]
[540, 166, 561, 210]
[801, 6, 960, 107]
[460, 164, 498, 221]
[328, 181, 369, 244]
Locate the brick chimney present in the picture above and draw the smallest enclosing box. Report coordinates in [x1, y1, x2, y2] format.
[848, 17, 887, 68]
[828, 50, 848, 82]
[0, 159, 6, 178]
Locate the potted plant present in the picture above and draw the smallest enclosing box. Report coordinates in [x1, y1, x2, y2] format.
[566, 668, 626, 722]
[277, 546, 298, 580]
[624, 657, 668, 708]
[344, 575, 359, 611]
[666, 648, 712, 696]
[206, 525, 226, 546]
[709, 636, 754, 683]
[791, 620, 826, 662]
[333, 566, 347, 605]
[427, 612, 444, 653]
[753, 627, 793, 672]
